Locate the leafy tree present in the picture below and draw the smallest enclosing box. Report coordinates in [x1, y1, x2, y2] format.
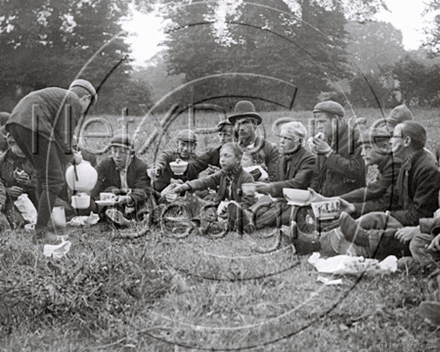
[348, 71, 397, 108]
[0, 0, 152, 114]
[345, 21, 405, 75]
[390, 53, 440, 106]
[155, 0, 387, 109]
[422, 0, 440, 55]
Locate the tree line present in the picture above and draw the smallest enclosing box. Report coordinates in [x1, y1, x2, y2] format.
[3, 0, 440, 115]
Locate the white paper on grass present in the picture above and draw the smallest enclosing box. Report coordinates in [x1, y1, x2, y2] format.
[308, 252, 397, 275]
[43, 241, 72, 259]
[68, 212, 100, 226]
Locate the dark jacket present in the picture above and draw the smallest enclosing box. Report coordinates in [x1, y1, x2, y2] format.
[310, 120, 366, 197]
[269, 147, 316, 197]
[6, 87, 82, 156]
[91, 155, 151, 206]
[341, 155, 401, 217]
[240, 136, 280, 182]
[0, 180, 6, 208]
[189, 146, 222, 174]
[390, 149, 440, 226]
[186, 167, 255, 208]
[0, 149, 38, 206]
[153, 150, 199, 192]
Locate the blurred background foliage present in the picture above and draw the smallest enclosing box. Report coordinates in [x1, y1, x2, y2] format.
[2, 0, 440, 115]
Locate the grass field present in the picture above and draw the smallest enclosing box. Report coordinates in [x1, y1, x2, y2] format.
[1, 107, 440, 351]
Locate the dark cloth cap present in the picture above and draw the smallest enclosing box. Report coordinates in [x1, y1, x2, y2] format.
[176, 129, 197, 143]
[216, 119, 233, 132]
[372, 104, 414, 133]
[69, 79, 98, 104]
[228, 101, 262, 126]
[313, 101, 345, 118]
[110, 134, 134, 150]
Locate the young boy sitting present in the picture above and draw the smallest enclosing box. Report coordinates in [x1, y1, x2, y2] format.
[91, 135, 153, 228]
[241, 152, 269, 181]
[167, 142, 256, 233]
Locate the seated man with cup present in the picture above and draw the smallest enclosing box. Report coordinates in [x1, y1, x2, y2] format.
[150, 129, 201, 194]
[246, 121, 316, 229]
[91, 135, 153, 227]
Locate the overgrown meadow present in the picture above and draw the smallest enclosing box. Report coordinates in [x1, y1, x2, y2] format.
[1, 108, 440, 351]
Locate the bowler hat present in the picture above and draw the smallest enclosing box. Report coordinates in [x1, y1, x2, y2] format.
[176, 129, 197, 143]
[69, 79, 98, 104]
[228, 101, 262, 126]
[313, 101, 345, 118]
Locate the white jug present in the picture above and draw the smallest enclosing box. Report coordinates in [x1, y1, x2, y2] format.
[65, 160, 98, 192]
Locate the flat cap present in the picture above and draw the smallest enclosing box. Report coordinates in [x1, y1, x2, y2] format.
[280, 121, 308, 140]
[313, 101, 345, 118]
[69, 79, 98, 104]
[176, 129, 197, 143]
[110, 134, 134, 151]
[216, 119, 233, 132]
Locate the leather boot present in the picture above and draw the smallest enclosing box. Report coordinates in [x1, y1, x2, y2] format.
[339, 212, 370, 247]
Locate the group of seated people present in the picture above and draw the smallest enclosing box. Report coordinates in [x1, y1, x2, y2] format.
[1, 98, 440, 278]
[2, 88, 440, 323]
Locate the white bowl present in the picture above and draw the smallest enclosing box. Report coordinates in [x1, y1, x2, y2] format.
[283, 189, 312, 206]
[169, 160, 188, 175]
[71, 194, 91, 209]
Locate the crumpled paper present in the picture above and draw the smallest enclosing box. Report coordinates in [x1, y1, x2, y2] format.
[43, 240, 72, 259]
[308, 252, 397, 275]
[68, 212, 100, 226]
[14, 194, 37, 224]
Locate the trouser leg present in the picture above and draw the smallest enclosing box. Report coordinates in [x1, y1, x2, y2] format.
[410, 232, 440, 267]
[7, 124, 65, 235]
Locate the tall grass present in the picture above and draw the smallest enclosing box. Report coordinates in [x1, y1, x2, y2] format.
[2, 107, 440, 351]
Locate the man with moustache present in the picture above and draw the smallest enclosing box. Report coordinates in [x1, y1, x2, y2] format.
[228, 101, 279, 182]
[338, 121, 440, 260]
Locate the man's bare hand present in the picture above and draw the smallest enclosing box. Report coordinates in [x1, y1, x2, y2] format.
[254, 182, 270, 194]
[395, 226, 419, 243]
[8, 186, 23, 198]
[339, 198, 356, 214]
[312, 138, 332, 156]
[428, 234, 440, 252]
